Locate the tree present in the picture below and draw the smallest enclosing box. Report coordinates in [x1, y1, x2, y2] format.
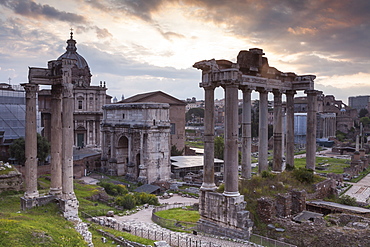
[360, 117, 370, 127]
[8, 137, 25, 165]
[214, 136, 224, 160]
[185, 108, 204, 122]
[359, 108, 369, 118]
[37, 134, 50, 164]
[171, 145, 183, 156]
[8, 134, 50, 165]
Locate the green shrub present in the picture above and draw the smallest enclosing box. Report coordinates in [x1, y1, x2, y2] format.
[292, 168, 314, 183]
[115, 194, 136, 209]
[98, 182, 128, 196]
[261, 170, 275, 178]
[338, 195, 357, 206]
[135, 192, 159, 206]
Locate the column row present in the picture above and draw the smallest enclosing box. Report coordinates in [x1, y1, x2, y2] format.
[201, 85, 318, 196]
[23, 82, 76, 200]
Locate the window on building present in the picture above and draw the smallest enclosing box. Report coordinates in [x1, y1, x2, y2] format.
[122, 113, 125, 119]
[170, 123, 176, 134]
[78, 100, 82, 109]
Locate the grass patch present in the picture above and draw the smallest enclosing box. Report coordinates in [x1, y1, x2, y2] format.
[293, 156, 350, 174]
[91, 225, 155, 246]
[0, 179, 156, 247]
[185, 141, 204, 149]
[154, 207, 200, 223]
[74, 181, 124, 216]
[0, 197, 86, 247]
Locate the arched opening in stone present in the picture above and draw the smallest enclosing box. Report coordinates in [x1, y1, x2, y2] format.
[136, 153, 141, 178]
[117, 136, 129, 164]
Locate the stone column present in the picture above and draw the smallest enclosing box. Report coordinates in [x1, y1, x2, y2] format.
[306, 90, 318, 170]
[49, 84, 62, 196]
[257, 88, 268, 173]
[62, 82, 75, 199]
[201, 86, 217, 191]
[92, 121, 96, 146]
[286, 90, 295, 169]
[86, 120, 90, 146]
[200, 86, 216, 191]
[273, 89, 283, 172]
[23, 83, 39, 199]
[223, 83, 240, 197]
[241, 87, 252, 179]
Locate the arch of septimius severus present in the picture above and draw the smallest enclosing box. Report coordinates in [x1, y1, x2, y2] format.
[194, 48, 319, 239]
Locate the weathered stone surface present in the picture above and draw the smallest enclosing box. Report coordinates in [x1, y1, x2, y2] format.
[154, 241, 171, 247]
[257, 197, 275, 223]
[291, 190, 306, 215]
[101, 103, 171, 184]
[269, 216, 370, 247]
[276, 193, 291, 218]
[106, 211, 114, 217]
[308, 179, 337, 200]
[198, 191, 253, 239]
[0, 172, 22, 192]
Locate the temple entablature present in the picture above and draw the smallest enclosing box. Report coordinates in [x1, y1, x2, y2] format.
[193, 48, 315, 93]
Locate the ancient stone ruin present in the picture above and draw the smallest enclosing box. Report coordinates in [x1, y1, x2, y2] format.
[21, 32, 92, 245]
[101, 102, 171, 184]
[193, 48, 318, 239]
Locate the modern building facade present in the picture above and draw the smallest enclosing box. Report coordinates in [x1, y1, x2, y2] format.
[0, 83, 41, 161]
[349, 95, 370, 112]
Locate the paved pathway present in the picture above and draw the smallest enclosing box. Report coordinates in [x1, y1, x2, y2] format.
[344, 173, 370, 203]
[111, 195, 257, 246]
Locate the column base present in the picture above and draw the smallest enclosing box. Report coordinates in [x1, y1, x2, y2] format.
[223, 191, 240, 197]
[21, 195, 56, 210]
[24, 191, 40, 199]
[60, 197, 79, 220]
[200, 182, 217, 191]
[49, 187, 62, 196]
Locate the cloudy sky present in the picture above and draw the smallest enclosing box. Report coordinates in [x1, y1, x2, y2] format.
[1, 0, 369, 103]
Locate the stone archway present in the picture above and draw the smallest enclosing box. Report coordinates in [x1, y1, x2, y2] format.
[116, 136, 128, 176]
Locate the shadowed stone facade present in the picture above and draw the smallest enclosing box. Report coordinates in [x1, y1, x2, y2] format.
[101, 103, 171, 184]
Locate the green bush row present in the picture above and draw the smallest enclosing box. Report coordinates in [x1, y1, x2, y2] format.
[115, 192, 159, 209]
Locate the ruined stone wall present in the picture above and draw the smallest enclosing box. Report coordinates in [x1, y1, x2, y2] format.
[257, 190, 307, 221]
[0, 172, 22, 192]
[198, 191, 253, 239]
[307, 179, 336, 200]
[145, 130, 171, 183]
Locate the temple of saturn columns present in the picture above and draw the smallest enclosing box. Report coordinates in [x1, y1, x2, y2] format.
[21, 55, 78, 219]
[193, 48, 318, 239]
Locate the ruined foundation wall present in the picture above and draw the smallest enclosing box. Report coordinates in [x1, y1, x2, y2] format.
[0, 172, 22, 192]
[198, 191, 253, 239]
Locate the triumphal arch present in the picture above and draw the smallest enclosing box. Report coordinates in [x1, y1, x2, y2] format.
[194, 48, 318, 239]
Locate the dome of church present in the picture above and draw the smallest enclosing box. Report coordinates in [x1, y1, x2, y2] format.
[57, 31, 92, 87]
[57, 31, 89, 70]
